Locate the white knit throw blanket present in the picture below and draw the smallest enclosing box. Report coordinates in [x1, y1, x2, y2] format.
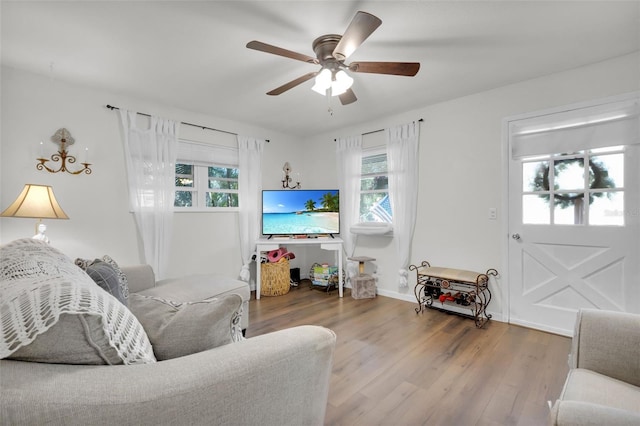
[0, 238, 156, 364]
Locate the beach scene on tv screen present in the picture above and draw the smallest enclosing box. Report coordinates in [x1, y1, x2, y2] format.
[263, 190, 339, 235]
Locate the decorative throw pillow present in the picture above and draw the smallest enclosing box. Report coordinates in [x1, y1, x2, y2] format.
[85, 260, 127, 306]
[1, 238, 156, 365]
[128, 293, 244, 361]
[75, 255, 129, 303]
[101, 255, 129, 300]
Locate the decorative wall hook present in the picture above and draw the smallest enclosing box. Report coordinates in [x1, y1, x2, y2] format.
[36, 128, 92, 175]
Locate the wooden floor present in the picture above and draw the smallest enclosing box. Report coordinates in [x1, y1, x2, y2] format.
[246, 281, 571, 426]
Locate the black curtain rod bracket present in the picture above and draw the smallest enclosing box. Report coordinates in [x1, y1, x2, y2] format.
[106, 104, 269, 142]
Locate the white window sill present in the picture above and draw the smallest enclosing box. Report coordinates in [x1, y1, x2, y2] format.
[350, 222, 393, 236]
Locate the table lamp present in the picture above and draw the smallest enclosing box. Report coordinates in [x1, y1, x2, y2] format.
[0, 184, 69, 242]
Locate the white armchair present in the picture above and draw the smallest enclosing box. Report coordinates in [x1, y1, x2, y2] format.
[549, 309, 640, 425]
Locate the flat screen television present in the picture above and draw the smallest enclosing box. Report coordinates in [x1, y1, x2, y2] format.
[262, 189, 340, 236]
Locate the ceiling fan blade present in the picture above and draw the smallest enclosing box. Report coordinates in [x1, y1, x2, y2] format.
[348, 61, 420, 76]
[267, 72, 318, 96]
[247, 40, 318, 64]
[339, 88, 357, 105]
[333, 11, 382, 61]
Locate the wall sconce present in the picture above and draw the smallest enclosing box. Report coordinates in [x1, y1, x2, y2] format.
[282, 162, 301, 189]
[0, 184, 69, 243]
[37, 128, 92, 175]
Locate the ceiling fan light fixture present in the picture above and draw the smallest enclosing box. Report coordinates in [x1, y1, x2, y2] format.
[311, 68, 332, 95]
[311, 68, 353, 97]
[332, 70, 353, 95]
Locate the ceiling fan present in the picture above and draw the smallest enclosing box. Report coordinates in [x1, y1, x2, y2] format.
[246, 11, 420, 105]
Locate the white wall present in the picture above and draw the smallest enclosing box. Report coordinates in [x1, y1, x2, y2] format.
[2, 52, 638, 317]
[0, 66, 300, 282]
[304, 52, 640, 320]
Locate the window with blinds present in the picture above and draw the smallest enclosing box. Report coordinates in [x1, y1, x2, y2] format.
[510, 96, 638, 226]
[174, 140, 239, 211]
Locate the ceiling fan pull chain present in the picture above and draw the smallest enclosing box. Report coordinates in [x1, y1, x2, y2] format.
[327, 88, 334, 116]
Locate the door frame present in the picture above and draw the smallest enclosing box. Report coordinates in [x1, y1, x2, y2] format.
[500, 91, 640, 333]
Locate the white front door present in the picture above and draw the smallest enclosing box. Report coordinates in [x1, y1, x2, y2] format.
[506, 96, 640, 336]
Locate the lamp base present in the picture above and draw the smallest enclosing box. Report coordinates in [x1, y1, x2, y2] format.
[33, 221, 50, 244]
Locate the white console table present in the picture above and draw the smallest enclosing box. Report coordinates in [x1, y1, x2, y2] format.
[255, 237, 344, 299]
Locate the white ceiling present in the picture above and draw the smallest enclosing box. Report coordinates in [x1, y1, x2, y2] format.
[2, 1, 639, 137]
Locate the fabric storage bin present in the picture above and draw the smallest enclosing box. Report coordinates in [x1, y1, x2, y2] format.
[260, 258, 290, 296]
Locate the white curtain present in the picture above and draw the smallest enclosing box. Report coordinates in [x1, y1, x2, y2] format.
[386, 121, 420, 287]
[336, 135, 362, 281]
[237, 136, 265, 288]
[119, 110, 179, 280]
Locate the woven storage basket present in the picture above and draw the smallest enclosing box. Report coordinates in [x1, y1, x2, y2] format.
[260, 258, 290, 296]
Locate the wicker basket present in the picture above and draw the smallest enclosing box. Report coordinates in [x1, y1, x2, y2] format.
[260, 258, 290, 296]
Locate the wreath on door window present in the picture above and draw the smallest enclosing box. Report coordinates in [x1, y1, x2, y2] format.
[531, 158, 615, 208]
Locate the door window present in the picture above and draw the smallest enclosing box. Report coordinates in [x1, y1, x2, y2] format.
[521, 146, 624, 226]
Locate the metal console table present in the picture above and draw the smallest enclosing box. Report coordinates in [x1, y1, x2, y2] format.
[409, 261, 498, 328]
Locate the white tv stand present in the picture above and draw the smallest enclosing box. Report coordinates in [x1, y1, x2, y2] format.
[255, 237, 344, 299]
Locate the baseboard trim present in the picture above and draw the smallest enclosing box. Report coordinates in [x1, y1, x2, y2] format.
[508, 318, 572, 337]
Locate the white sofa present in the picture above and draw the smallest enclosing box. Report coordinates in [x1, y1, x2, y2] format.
[0, 239, 336, 425]
[549, 309, 640, 425]
[1, 326, 336, 425]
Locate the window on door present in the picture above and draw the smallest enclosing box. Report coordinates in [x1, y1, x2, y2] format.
[521, 146, 624, 226]
[512, 96, 638, 227]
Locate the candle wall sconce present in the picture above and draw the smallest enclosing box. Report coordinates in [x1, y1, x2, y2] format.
[37, 128, 92, 175]
[281, 162, 301, 189]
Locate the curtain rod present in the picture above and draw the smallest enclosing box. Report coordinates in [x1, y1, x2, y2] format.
[334, 118, 423, 141]
[105, 104, 269, 142]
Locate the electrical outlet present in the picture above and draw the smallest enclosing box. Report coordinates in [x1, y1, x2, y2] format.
[488, 208, 497, 220]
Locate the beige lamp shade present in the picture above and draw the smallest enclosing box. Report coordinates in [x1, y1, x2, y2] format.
[1, 184, 69, 219]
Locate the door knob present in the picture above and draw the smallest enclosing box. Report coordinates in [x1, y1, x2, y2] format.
[512, 233, 521, 240]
